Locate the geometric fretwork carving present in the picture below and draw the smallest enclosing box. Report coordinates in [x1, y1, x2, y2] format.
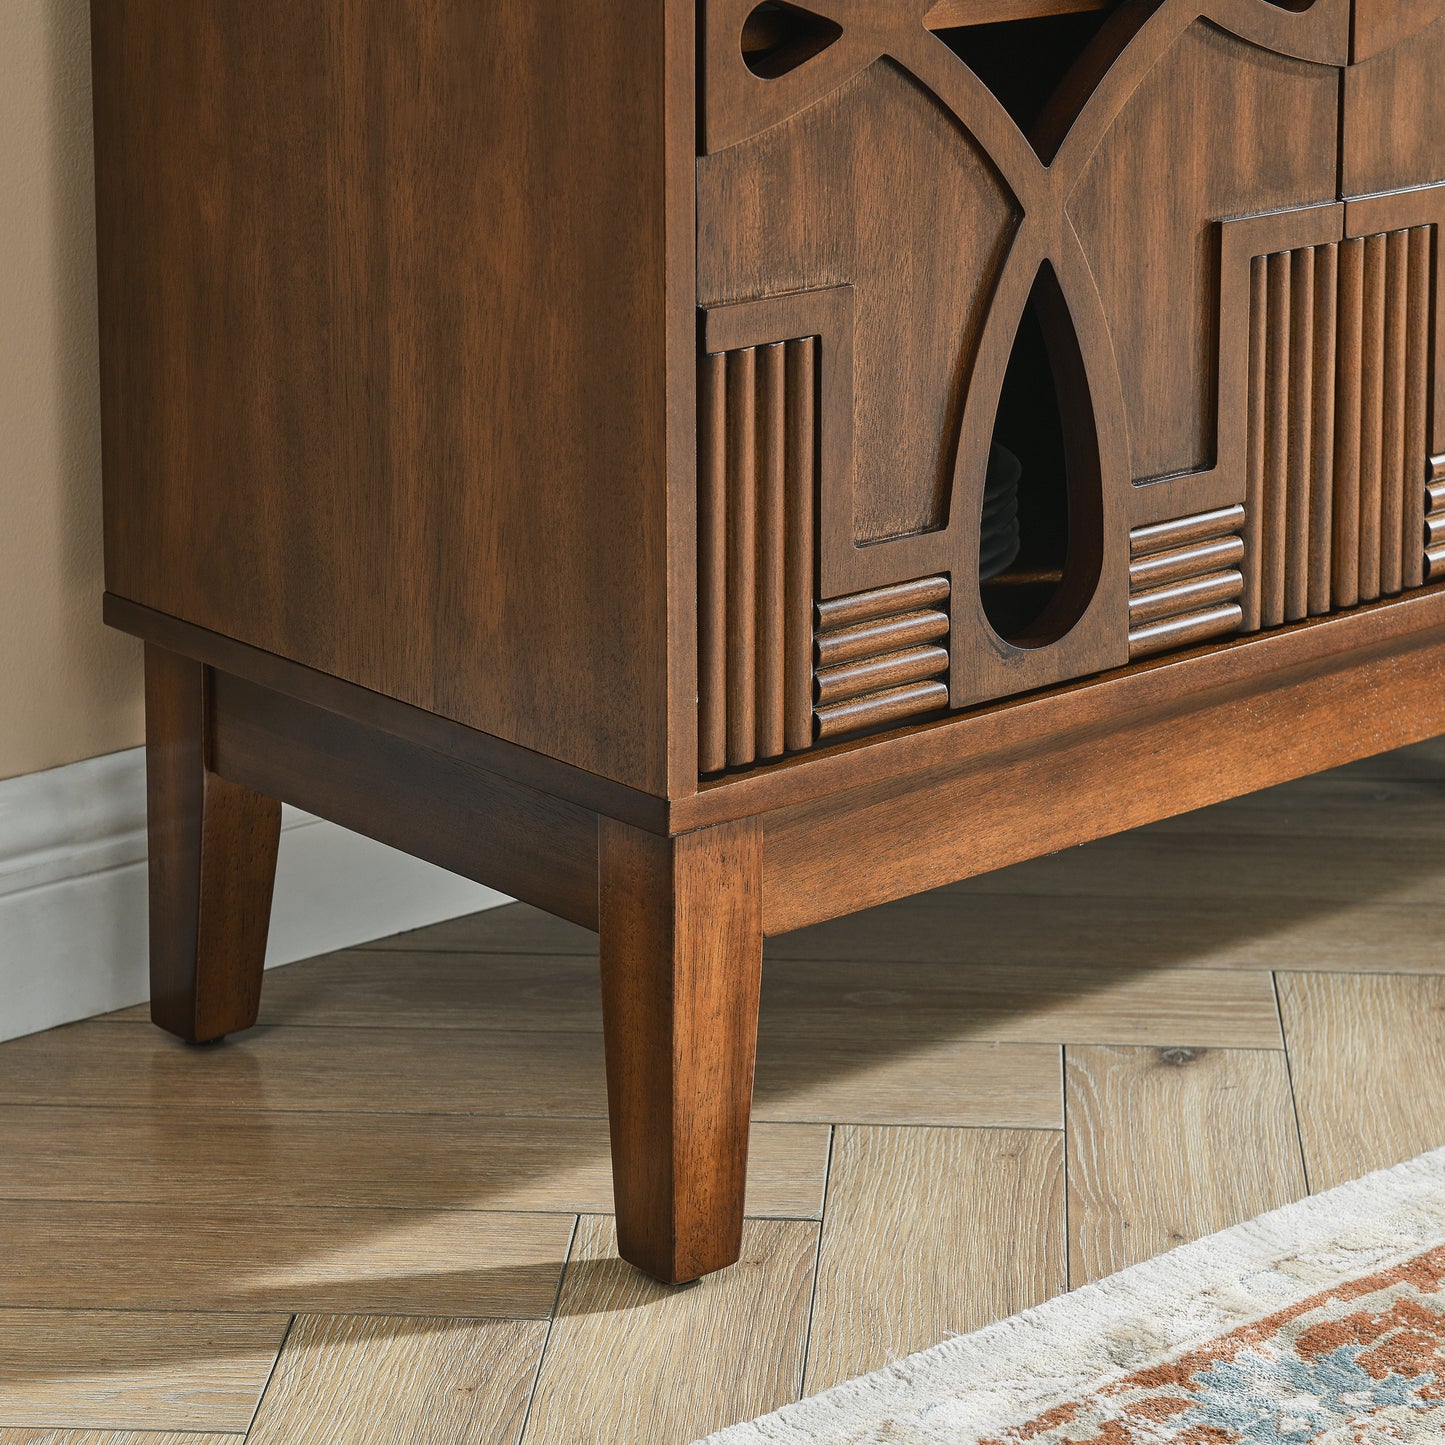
[696, 318, 953, 773]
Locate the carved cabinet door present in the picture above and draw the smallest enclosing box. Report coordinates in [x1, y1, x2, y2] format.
[694, 0, 1442, 777]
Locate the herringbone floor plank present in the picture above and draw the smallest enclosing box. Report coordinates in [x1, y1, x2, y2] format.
[3, 737, 1443, 1440]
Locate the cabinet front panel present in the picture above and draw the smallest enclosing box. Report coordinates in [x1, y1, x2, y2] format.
[1069, 21, 1340, 484]
[1342, 0, 1445, 197]
[697, 59, 1017, 560]
[695, 0, 1445, 778]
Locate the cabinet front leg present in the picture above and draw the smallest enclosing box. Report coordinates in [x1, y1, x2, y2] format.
[598, 815, 763, 1284]
[145, 645, 282, 1044]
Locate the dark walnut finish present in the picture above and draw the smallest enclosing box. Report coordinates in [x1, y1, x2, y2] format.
[599, 818, 763, 1283]
[94, 0, 1445, 1282]
[143, 647, 281, 1044]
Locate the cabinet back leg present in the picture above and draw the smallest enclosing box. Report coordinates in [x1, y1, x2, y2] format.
[145, 645, 282, 1043]
[598, 816, 764, 1284]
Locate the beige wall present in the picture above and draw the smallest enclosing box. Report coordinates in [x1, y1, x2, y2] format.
[1, 0, 143, 782]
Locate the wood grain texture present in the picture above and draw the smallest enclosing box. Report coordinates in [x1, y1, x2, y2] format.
[0, 1434, 240, 1444]
[727, 348, 759, 769]
[944, 827, 1445, 904]
[94, 0, 1445, 1315]
[246, 1316, 546, 1445]
[1276, 972, 1445, 1190]
[763, 611, 1445, 932]
[116, 569, 1445, 843]
[814, 645, 950, 704]
[701, 330, 822, 772]
[1128, 508, 1244, 658]
[698, 58, 1013, 566]
[1342, 14, 1445, 195]
[0, 1311, 286, 1432]
[599, 818, 763, 1281]
[1404, 228, 1432, 590]
[0, 1107, 826, 1219]
[686, 588, 1445, 831]
[209, 670, 599, 930]
[1359, 234, 1388, 600]
[759, 343, 788, 762]
[1242, 254, 1268, 630]
[144, 647, 280, 1044]
[259, 913, 1287, 1037]
[784, 338, 817, 754]
[811, 580, 952, 741]
[106, 597, 670, 830]
[1128, 574, 1244, 626]
[1, 1020, 1059, 1129]
[522, 1215, 816, 1445]
[815, 578, 952, 630]
[1124, 605, 1244, 658]
[1381, 228, 1411, 595]
[1070, 22, 1339, 485]
[324, 723, 1445, 976]
[759, 960, 1282, 1048]
[803, 1127, 1065, 1393]
[1307, 241, 1338, 616]
[1127, 536, 1246, 591]
[7, 732, 1445, 1431]
[1238, 228, 1436, 632]
[814, 610, 951, 668]
[1351, 0, 1445, 62]
[758, 1039, 1062, 1129]
[814, 680, 951, 740]
[1332, 238, 1365, 607]
[1129, 506, 1247, 557]
[93, 0, 690, 794]
[0, 1198, 568, 1317]
[1286, 243, 1314, 620]
[167, 945, 609, 1030]
[699, 351, 729, 775]
[779, 893, 1445, 976]
[1065, 1044, 1306, 1284]
[1335, 725, 1445, 784]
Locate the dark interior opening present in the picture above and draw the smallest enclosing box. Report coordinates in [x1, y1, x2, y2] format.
[934, 9, 1116, 151]
[741, 2, 844, 78]
[980, 282, 1073, 641]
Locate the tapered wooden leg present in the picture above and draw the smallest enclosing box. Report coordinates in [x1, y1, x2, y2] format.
[598, 815, 763, 1284]
[144, 645, 282, 1044]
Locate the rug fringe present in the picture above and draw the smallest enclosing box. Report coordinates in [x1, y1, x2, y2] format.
[697, 1146, 1445, 1445]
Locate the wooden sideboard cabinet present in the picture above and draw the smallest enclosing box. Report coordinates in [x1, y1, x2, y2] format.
[93, 0, 1445, 1282]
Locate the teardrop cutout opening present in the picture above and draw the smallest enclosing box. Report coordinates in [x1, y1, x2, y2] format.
[741, 2, 844, 79]
[980, 262, 1104, 647]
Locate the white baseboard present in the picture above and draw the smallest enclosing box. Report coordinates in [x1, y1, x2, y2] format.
[0, 747, 510, 1043]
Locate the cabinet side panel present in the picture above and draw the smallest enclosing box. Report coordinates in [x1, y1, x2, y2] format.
[93, 0, 680, 793]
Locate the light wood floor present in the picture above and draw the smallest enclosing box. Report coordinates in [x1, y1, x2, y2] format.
[3, 739, 1445, 1443]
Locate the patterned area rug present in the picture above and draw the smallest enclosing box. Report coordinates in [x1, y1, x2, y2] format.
[700, 1148, 1445, 1445]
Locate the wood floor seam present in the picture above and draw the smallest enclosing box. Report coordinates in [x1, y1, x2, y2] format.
[515, 1214, 583, 1444]
[243, 1314, 296, 1439]
[795, 1124, 837, 1397]
[1271, 971, 1315, 1195]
